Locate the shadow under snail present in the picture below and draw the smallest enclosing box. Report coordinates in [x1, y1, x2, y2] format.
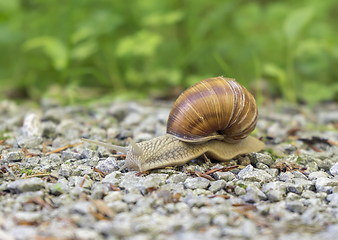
[81, 77, 265, 172]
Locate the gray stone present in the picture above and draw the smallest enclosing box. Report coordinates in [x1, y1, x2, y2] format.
[7, 178, 44, 193]
[330, 162, 338, 176]
[17, 136, 43, 148]
[69, 176, 93, 189]
[286, 201, 305, 213]
[315, 177, 338, 192]
[59, 164, 72, 177]
[301, 190, 316, 199]
[184, 177, 210, 189]
[42, 121, 57, 138]
[74, 228, 104, 240]
[234, 186, 246, 196]
[292, 178, 315, 191]
[166, 173, 188, 184]
[266, 190, 284, 202]
[213, 171, 235, 181]
[212, 214, 228, 227]
[308, 171, 330, 180]
[104, 191, 124, 203]
[81, 148, 99, 159]
[242, 219, 258, 238]
[287, 183, 303, 194]
[95, 213, 132, 237]
[71, 201, 95, 215]
[102, 171, 123, 186]
[108, 200, 129, 213]
[262, 181, 287, 193]
[62, 149, 81, 160]
[123, 193, 142, 204]
[249, 152, 274, 166]
[277, 171, 294, 182]
[237, 165, 272, 183]
[21, 113, 42, 137]
[209, 180, 226, 193]
[241, 187, 259, 203]
[327, 193, 338, 205]
[286, 192, 300, 201]
[319, 159, 333, 171]
[91, 184, 109, 199]
[6, 151, 25, 161]
[13, 211, 42, 223]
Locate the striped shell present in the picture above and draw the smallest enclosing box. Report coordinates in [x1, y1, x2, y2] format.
[166, 77, 258, 143]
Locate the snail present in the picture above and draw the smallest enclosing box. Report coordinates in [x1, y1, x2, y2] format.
[81, 77, 265, 172]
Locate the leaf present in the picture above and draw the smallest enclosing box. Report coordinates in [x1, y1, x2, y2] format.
[116, 30, 162, 57]
[284, 8, 314, 44]
[23, 36, 68, 71]
[300, 81, 338, 104]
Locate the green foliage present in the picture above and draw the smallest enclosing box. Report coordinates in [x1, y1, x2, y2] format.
[0, 0, 337, 103]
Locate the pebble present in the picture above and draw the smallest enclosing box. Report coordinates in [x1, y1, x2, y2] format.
[1, 100, 338, 239]
[7, 178, 44, 193]
[184, 177, 210, 189]
[237, 165, 272, 183]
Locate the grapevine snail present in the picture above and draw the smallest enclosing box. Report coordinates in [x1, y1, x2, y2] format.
[81, 77, 265, 172]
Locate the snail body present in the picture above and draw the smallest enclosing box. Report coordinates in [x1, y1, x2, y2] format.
[82, 77, 265, 172]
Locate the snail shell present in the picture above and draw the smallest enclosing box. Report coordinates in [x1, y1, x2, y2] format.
[167, 76, 257, 143]
[81, 76, 265, 172]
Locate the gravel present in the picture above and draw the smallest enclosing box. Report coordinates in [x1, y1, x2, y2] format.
[1, 100, 338, 239]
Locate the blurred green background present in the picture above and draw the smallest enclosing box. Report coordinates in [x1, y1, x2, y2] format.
[0, 0, 337, 105]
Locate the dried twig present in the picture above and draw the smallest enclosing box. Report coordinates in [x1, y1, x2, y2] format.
[45, 142, 83, 156]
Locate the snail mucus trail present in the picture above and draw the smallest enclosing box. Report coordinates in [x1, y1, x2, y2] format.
[81, 77, 265, 172]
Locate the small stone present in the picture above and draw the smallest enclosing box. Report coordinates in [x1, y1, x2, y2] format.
[6, 151, 25, 161]
[166, 173, 188, 184]
[301, 190, 316, 199]
[242, 219, 258, 238]
[266, 190, 284, 202]
[108, 201, 129, 213]
[91, 184, 109, 199]
[184, 177, 210, 189]
[237, 165, 272, 183]
[21, 113, 42, 137]
[123, 193, 142, 204]
[315, 177, 338, 192]
[241, 187, 259, 203]
[104, 192, 124, 203]
[59, 164, 72, 177]
[74, 228, 103, 240]
[308, 171, 330, 180]
[330, 162, 338, 176]
[71, 201, 95, 215]
[286, 201, 305, 213]
[234, 186, 246, 196]
[81, 148, 99, 159]
[287, 183, 303, 194]
[213, 171, 235, 181]
[42, 121, 57, 138]
[286, 192, 300, 201]
[13, 211, 42, 223]
[17, 137, 43, 149]
[277, 172, 294, 182]
[209, 180, 226, 193]
[7, 178, 44, 193]
[212, 214, 228, 227]
[102, 172, 123, 186]
[249, 153, 274, 166]
[62, 149, 81, 160]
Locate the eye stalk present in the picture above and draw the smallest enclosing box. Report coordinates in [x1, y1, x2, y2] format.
[80, 138, 128, 154]
[127, 137, 143, 156]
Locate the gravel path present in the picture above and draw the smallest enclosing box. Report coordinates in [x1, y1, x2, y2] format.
[1, 99, 338, 240]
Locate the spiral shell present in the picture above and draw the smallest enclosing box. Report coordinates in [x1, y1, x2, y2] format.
[166, 77, 258, 143]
